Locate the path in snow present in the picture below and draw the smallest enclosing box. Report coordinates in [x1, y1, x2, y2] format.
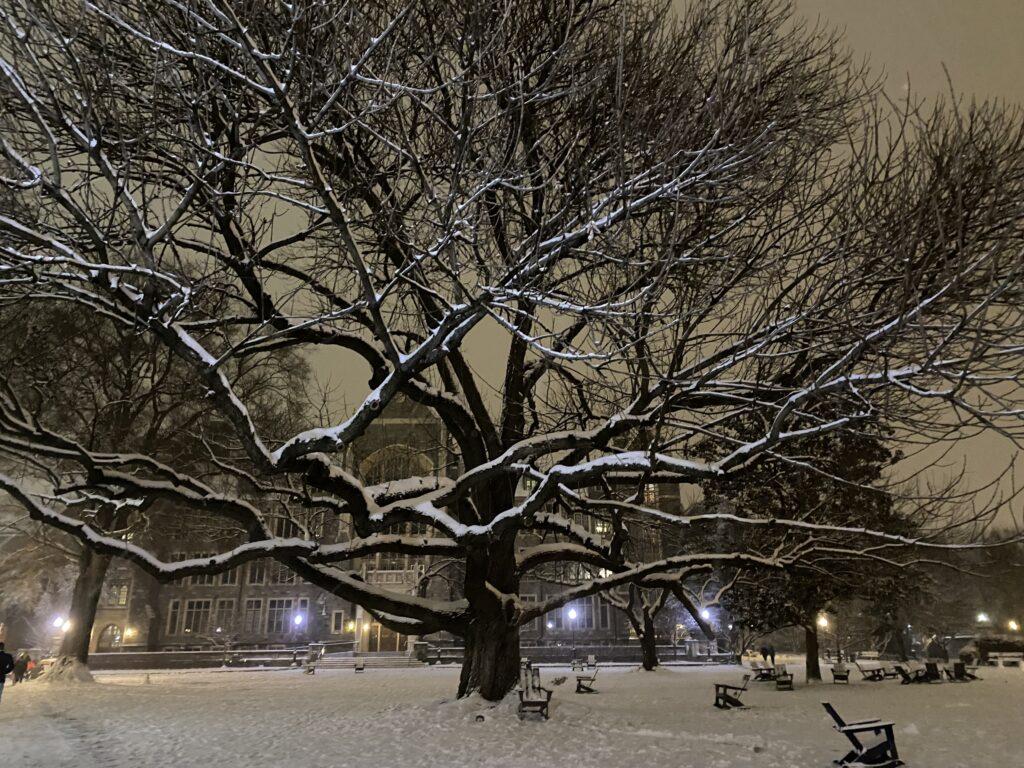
[1, 659, 1021, 767]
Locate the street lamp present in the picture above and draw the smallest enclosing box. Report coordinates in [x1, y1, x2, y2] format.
[1009, 620, 1020, 632]
[567, 607, 578, 659]
[700, 609, 711, 621]
[976, 612, 990, 624]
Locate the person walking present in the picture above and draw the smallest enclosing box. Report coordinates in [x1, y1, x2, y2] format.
[12, 652, 30, 685]
[759, 645, 769, 663]
[0, 643, 15, 704]
[768, 645, 776, 667]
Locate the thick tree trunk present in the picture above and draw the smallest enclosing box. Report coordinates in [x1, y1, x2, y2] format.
[804, 624, 822, 681]
[457, 529, 521, 701]
[639, 612, 660, 671]
[457, 613, 521, 700]
[58, 547, 112, 664]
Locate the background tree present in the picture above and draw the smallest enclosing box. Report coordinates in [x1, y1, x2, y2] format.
[2, 0, 1023, 700]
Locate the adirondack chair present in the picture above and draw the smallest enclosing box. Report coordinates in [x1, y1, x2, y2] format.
[822, 702, 904, 767]
[354, 658, 365, 673]
[881, 663, 900, 680]
[518, 663, 553, 720]
[896, 664, 928, 684]
[831, 663, 850, 684]
[775, 663, 794, 691]
[923, 662, 943, 682]
[954, 661, 980, 681]
[751, 660, 775, 681]
[713, 673, 751, 709]
[586, 654, 597, 669]
[855, 661, 886, 682]
[576, 667, 599, 694]
[570, 658, 585, 672]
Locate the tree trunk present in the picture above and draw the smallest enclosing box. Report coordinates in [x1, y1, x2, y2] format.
[457, 530, 521, 701]
[58, 546, 112, 664]
[639, 611, 660, 670]
[804, 624, 822, 681]
[457, 613, 521, 700]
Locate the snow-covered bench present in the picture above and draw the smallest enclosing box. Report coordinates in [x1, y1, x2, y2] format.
[987, 652, 1023, 667]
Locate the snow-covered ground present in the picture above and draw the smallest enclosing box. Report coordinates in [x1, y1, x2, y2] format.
[1, 658, 1021, 767]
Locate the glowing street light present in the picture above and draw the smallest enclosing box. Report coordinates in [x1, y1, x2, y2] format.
[1009, 620, 1020, 632]
[60, 619, 72, 633]
[567, 607, 578, 659]
[817, 615, 829, 629]
[293, 614, 305, 627]
[52, 616, 65, 628]
[977, 612, 990, 624]
[546, 621, 554, 630]
[700, 609, 711, 621]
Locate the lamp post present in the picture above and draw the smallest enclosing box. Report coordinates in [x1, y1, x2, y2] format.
[568, 607, 578, 660]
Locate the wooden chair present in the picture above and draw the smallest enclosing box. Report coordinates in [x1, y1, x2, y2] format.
[881, 663, 900, 680]
[570, 658, 585, 672]
[822, 702, 903, 767]
[831, 663, 850, 684]
[775, 663, 793, 691]
[896, 665, 928, 684]
[354, 658, 365, 673]
[586, 654, 597, 669]
[575, 668, 599, 694]
[923, 662, 943, 682]
[518, 663, 553, 719]
[954, 661, 980, 681]
[713, 673, 750, 709]
[855, 661, 886, 682]
[752, 661, 776, 681]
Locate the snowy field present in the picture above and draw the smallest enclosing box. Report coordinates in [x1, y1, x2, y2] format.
[2, 659, 1022, 768]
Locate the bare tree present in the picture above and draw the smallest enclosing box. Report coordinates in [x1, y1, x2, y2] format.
[2, 0, 1024, 700]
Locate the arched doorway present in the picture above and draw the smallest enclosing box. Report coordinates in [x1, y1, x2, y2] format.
[96, 623, 122, 651]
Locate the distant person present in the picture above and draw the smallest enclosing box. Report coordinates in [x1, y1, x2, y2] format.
[759, 646, 769, 663]
[768, 645, 776, 667]
[825, 648, 832, 664]
[12, 652, 29, 685]
[0, 642, 14, 703]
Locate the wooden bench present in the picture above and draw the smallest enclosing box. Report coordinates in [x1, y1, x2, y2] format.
[822, 702, 903, 767]
[987, 652, 1023, 667]
[775, 663, 793, 691]
[576, 668, 599, 694]
[831, 663, 850, 684]
[713, 673, 750, 709]
[518, 662, 553, 720]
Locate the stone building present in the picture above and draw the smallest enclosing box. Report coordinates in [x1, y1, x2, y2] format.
[77, 398, 693, 655]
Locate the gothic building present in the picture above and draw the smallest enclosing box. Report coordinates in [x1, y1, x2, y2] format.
[79, 398, 692, 655]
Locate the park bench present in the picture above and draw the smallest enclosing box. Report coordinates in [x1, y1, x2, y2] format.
[586, 654, 597, 669]
[822, 702, 903, 767]
[518, 662, 553, 720]
[575, 668, 599, 694]
[354, 658, 365, 673]
[713, 673, 750, 709]
[775, 663, 793, 691]
[987, 652, 1023, 667]
[858, 651, 881, 661]
[855, 661, 886, 682]
[831, 663, 850, 684]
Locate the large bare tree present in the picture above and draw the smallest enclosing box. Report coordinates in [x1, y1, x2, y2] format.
[2, 0, 1023, 699]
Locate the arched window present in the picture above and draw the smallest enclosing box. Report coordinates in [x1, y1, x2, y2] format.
[359, 444, 433, 485]
[96, 623, 122, 651]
